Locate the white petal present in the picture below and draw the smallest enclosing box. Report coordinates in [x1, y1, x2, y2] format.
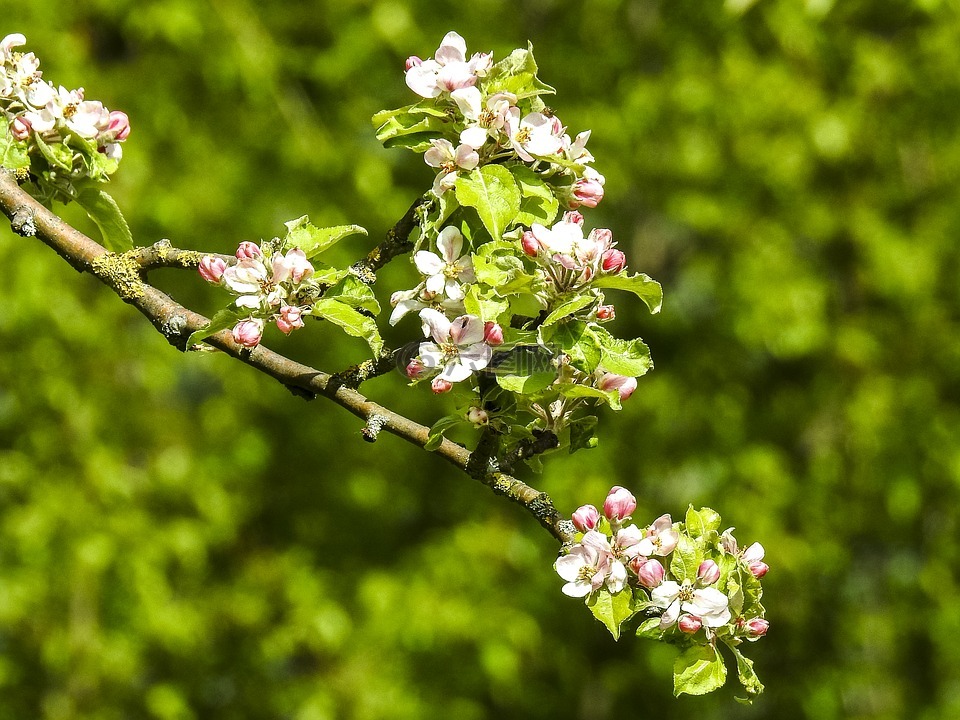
[417, 342, 445, 370]
[414, 250, 444, 276]
[389, 298, 423, 325]
[436, 32, 467, 64]
[659, 600, 681, 629]
[460, 126, 489, 148]
[441, 360, 473, 383]
[449, 315, 485, 345]
[425, 273, 446, 296]
[405, 63, 441, 98]
[606, 561, 627, 594]
[555, 553, 586, 583]
[650, 581, 681, 609]
[419, 308, 451, 342]
[437, 226, 464, 263]
[457, 342, 492, 372]
[562, 580, 594, 598]
[450, 86, 482, 118]
[444, 278, 465, 301]
[455, 144, 480, 170]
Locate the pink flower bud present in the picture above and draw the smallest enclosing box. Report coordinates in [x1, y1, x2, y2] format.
[697, 559, 721, 585]
[748, 561, 769, 579]
[600, 248, 626, 274]
[599, 373, 638, 401]
[466, 407, 489, 425]
[678, 614, 703, 634]
[588, 228, 614, 251]
[198, 256, 227, 284]
[406, 358, 428, 380]
[521, 230, 540, 257]
[603, 485, 637, 522]
[483, 321, 504, 346]
[232, 318, 263, 348]
[572, 176, 605, 208]
[431, 377, 453, 394]
[562, 210, 584, 226]
[742, 542, 765, 564]
[634, 558, 665, 589]
[743, 617, 769, 638]
[10, 116, 30, 141]
[405, 56, 422, 71]
[571, 504, 600, 532]
[276, 305, 304, 335]
[596, 304, 616, 321]
[106, 110, 131, 141]
[236, 241, 262, 260]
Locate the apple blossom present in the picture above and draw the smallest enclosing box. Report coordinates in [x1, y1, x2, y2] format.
[232, 318, 264, 348]
[451, 87, 516, 148]
[466, 406, 489, 425]
[276, 305, 304, 335]
[678, 614, 703, 634]
[506, 109, 564, 162]
[601, 248, 626, 274]
[599, 373, 637, 401]
[405, 358, 429, 380]
[10, 116, 29, 141]
[697, 560, 721, 586]
[651, 581, 732, 630]
[570, 169, 605, 209]
[571, 504, 600, 532]
[603, 485, 637, 523]
[404, 31, 490, 98]
[521, 230, 540, 257]
[636, 514, 680, 557]
[634, 558, 666, 589]
[742, 542, 769, 578]
[413, 226, 475, 301]
[596, 304, 616, 321]
[417, 308, 493, 383]
[431, 377, 453, 394]
[272, 248, 314, 285]
[743, 617, 770, 638]
[236, 241, 262, 259]
[105, 110, 131, 141]
[424, 138, 480, 195]
[554, 530, 625, 597]
[198, 256, 227, 284]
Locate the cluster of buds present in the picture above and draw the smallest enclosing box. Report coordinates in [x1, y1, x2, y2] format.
[557, 486, 769, 644]
[1, 33, 130, 167]
[198, 241, 317, 348]
[402, 32, 603, 206]
[521, 211, 627, 296]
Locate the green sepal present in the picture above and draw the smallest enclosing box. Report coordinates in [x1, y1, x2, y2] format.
[312, 298, 383, 356]
[455, 165, 521, 242]
[75, 188, 134, 252]
[186, 307, 245, 349]
[586, 586, 635, 640]
[673, 644, 727, 697]
[323, 275, 381, 315]
[592, 272, 663, 314]
[283, 215, 367, 259]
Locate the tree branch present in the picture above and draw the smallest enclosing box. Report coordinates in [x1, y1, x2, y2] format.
[0, 171, 574, 545]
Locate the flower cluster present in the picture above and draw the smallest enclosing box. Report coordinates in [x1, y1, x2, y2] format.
[198, 241, 318, 348]
[556, 486, 768, 699]
[1, 33, 129, 183]
[401, 32, 602, 207]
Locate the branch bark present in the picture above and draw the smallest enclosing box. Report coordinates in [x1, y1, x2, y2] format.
[0, 171, 575, 545]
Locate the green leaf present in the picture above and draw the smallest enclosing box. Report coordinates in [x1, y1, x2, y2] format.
[669, 533, 701, 583]
[542, 294, 595, 327]
[372, 102, 449, 149]
[592, 272, 663, 314]
[186, 307, 244, 348]
[312, 298, 383, 356]
[541, 321, 602, 374]
[495, 371, 556, 394]
[463, 284, 509, 322]
[722, 639, 765, 701]
[0, 124, 29, 171]
[636, 617, 664, 640]
[455, 166, 521, 241]
[323, 275, 381, 315]
[569, 415, 599, 453]
[75, 188, 134, 252]
[34, 135, 73, 171]
[484, 45, 557, 100]
[591, 325, 653, 377]
[509, 165, 559, 226]
[425, 414, 465, 451]
[283, 215, 367, 258]
[557, 383, 621, 411]
[685, 506, 722, 539]
[586, 587, 635, 640]
[674, 644, 727, 697]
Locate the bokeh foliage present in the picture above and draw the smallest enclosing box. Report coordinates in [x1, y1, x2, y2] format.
[2, 0, 960, 717]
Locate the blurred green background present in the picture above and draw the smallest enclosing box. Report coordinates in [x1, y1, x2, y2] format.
[2, 0, 959, 717]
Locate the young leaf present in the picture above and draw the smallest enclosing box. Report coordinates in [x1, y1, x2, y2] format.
[33, 135, 73, 171]
[312, 298, 383, 356]
[636, 617, 664, 640]
[509, 164, 559, 227]
[542, 321, 602, 374]
[674, 644, 727, 697]
[455, 166, 521, 241]
[283, 215, 368, 258]
[425, 414, 466, 452]
[593, 272, 663, 314]
[669, 533, 702, 583]
[75, 188, 134, 252]
[586, 587, 635, 640]
[557, 383, 621, 411]
[324, 275, 381, 315]
[372, 102, 449, 148]
[484, 44, 557, 100]
[0, 125, 29, 171]
[685, 506, 722, 539]
[463, 284, 509, 322]
[590, 325, 653, 377]
[722, 638, 765, 702]
[186, 307, 245, 348]
[541, 294, 595, 327]
[495, 371, 556, 395]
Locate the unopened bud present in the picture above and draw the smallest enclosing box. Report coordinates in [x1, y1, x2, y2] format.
[10, 116, 30, 141]
[599, 372, 637, 401]
[483, 321, 504, 346]
[596, 304, 616, 321]
[521, 230, 540, 257]
[572, 176, 605, 208]
[198, 256, 227, 284]
[678, 614, 703, 634]
[431, 377, 453, 394]
[743, 617, 769, 638]
[697, 559, 721, 585]
[562, 210, 584, 226]
[106, 110, 131, 141]
[466, 406, 489, 425]
[236, 241, 262, 260]
[748, 561, 769, 579]
[405, 55, 423, 71]
[634, 558, 665, 589]
[603, 485, 637, 522]
[600, 248, 626, 274]
[232, 318, 263, 348]
[406, 358, 428, 380]
[571, 504, 600, 532]
[276, 305, 304, 335]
